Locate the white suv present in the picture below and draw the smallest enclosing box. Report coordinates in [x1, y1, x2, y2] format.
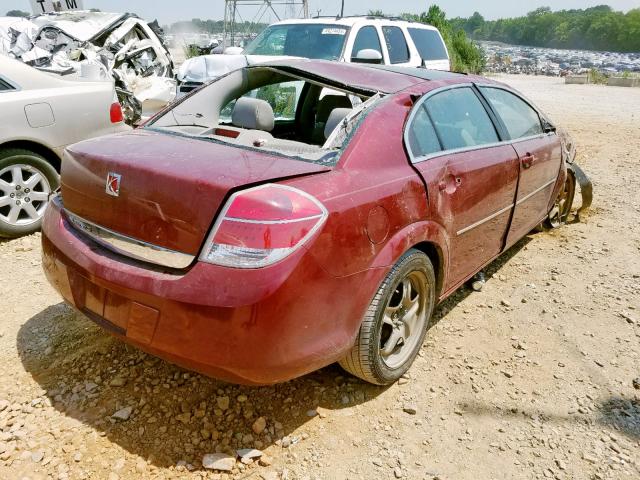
[177, 16, 450, 95]
[242, 17, 450, 70]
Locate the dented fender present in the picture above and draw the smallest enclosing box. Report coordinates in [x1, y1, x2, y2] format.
[369, 219, 451, 298]
[568, 163, 593, 220]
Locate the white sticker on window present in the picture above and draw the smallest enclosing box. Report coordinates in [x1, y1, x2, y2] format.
[322, 28, 347, 35]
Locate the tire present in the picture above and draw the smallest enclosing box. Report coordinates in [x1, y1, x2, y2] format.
[0, 148, 59, 238]
[340, 249, 436, 385]
[543, 169, 576, 230]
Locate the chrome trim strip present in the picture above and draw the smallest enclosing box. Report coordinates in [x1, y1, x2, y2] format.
[65, 210, 195, 269]
[515, 178, 557, 206]
[456, 203, 514, 236]
[455, 177, 558, 236]
[225, 214, 324, 225]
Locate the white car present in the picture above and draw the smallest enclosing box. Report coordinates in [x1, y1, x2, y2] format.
[177, 16, 450, 95]
[0, 55, 129, 238]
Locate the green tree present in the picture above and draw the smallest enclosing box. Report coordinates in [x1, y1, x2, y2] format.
[421, 5, 486, 73]
[6, 10, 30, 17]
[459, 5, 640, 53]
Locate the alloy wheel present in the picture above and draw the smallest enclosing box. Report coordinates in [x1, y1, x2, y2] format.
[0, 164, 52, 227]
[379, 271, 429, 369]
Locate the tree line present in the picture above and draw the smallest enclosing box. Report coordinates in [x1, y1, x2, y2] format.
[451, 6, 640, 53]
[368, 5, 485, 74]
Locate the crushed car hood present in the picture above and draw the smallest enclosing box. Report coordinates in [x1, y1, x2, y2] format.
[28, 11, 127, 42]
[61, 129, 330, 256]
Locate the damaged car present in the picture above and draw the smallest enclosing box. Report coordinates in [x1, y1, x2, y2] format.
[41, 60, 590, 385]
[0, 55, 129, 238]
[0, 10, 175, 125]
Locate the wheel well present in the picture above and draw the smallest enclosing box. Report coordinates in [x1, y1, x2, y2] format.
[0, 140, 61, 172]
[413, 241, 445, 299]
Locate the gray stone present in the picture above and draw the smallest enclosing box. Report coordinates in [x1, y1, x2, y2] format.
[112, 407, 133, 421]
[202, 453, 235, 471]
[237, 448, 263, 459]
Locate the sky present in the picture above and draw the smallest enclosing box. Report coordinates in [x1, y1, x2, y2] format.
[4, 1, 639, 25]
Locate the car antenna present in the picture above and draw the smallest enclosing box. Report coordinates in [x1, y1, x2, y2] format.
[339, 0, 345, 18]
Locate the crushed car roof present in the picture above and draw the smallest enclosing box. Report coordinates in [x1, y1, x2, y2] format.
[27, 11, 127, 42]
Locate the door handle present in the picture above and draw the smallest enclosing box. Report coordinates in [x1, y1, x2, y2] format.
[521, 153, 536, 169]
[438, 176, 462, 193]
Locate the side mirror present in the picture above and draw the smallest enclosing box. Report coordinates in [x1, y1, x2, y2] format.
[351, 49, 383, 64]
[542, 119, 557, 134]
[224, 46, 244, 55]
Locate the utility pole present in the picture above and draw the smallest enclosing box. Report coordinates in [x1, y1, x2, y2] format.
[223, 1, 310, 48]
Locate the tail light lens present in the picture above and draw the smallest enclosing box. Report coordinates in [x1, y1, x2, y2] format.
[110, 102, 124, 124]
[200, 184, 328, 268]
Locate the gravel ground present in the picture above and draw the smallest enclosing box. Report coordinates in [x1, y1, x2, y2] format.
[0, 75, 639, 480]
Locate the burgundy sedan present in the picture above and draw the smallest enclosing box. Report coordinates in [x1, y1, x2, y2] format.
[41, 60, 580, 385]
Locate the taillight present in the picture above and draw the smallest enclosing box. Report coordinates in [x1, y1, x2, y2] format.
[200, 184, 328, 268]
[110, 102, 124, 124]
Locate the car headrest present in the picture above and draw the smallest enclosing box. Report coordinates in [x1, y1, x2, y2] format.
[232, 97, 275, 132]
[324, 108, 352, 140]
[316, 95, 352, 123]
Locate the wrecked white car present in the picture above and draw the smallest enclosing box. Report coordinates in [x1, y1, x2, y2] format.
[0, 10, 175, 125]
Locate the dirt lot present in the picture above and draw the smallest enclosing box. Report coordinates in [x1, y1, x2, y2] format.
[0, 75, 639, 480]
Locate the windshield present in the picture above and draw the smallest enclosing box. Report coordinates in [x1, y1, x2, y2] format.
[244, 24, 349, 60]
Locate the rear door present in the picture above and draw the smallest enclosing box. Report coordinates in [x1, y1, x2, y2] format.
[381, 25, 413, 66]
[406, 86, 519, 290]
[478, 86, 562, 247]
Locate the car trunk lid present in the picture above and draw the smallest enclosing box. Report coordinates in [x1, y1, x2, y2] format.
[61, 129, 330, 258]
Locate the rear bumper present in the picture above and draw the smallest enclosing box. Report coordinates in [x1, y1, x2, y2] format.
[41, 197, 374, 385]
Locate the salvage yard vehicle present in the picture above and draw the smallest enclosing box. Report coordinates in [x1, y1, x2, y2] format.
[177, 16, 450, 95]
[41, 60, 589, 385]
[0, 55, 129, 238]
[0, 10, 175, 125]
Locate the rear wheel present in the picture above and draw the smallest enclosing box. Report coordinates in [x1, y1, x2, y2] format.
[544, 170, 576, 229]
[340, 249, 436, 385]
[0, 148, 59, 238]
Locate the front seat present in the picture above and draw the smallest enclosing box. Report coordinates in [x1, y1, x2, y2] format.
[324, 108, 353, 141]
[313, 95, 352, 144]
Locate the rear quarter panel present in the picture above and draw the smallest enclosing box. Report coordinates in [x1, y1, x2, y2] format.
[286, 91, 451, 286]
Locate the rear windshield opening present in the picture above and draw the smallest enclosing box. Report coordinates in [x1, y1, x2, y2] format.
[147, 67, 381, 165]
